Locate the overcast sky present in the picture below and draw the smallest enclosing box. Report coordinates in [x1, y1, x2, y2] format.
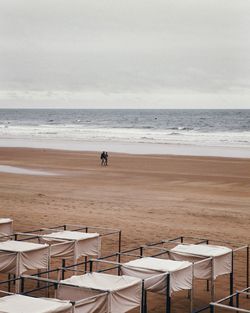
[0, 0, 250, 109]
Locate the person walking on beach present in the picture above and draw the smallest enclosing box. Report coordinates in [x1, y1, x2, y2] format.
[100, 151, 105, 166]
[104, 151, 108, 166]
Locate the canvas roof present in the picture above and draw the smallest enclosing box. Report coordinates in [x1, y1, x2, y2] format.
[124, 257, 192, 272]
[42, 231, 99, 241]
[0, 218, 12, 224]
[170, 244, 232, 257]
[0, 240, 48, 253]
[60, 272, 141, 292]
[0, 294, 72, 313]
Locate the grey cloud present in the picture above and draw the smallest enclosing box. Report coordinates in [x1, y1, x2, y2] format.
[0, 0, 250, 107]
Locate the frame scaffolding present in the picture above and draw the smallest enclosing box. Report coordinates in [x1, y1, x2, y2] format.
[0, 270, 143, 313]
[81, 243, 198, 313]
[210, 287, 250, 312]
[144, 236, 249, 312]
[11, 224, 121, 274]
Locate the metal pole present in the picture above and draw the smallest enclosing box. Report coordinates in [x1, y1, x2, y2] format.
[118, 231, 122, 275]
[166, 274, 171, 313]
[144, 289, 147, 313]
[84, 257, 88, 273]
[141, 280, 145, 313]
[230, 251, 234, 306]
[209, 304, 214, 313]
[62, 259, 66, 280]
[8, 274, 11, 292]
[211, 258, 215, 302]
[90, 260, 93, 273]
[247, 246, 249, 298]
[140, 246, 143, 258]
[20, 277, 24, 293]
[206, 239, 210, 292]
[236, 291, 239, 308]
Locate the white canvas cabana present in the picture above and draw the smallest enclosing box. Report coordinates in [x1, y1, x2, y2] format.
[121, 257, 193, 313]
[169, 243, 233, 302]
[121, 257, 193, 294]
[0, 294, 72, 313]
[57, 272, 142, 313]
[169, 244, 232, 280]
[0, 240, 49, 292]
[0, 218, 13, 236]
[41, 230, 101, 262]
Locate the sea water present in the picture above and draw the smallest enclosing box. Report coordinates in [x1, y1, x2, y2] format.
[0, 109, 250, 157]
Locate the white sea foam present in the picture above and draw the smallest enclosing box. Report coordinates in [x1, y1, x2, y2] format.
[0, 124, 250, 148]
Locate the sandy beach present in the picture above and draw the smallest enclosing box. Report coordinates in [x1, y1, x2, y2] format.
[0, 147, 249, 312]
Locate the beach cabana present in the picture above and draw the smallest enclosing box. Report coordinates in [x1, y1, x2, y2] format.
[145, 236, 249, 304]
[169, 244, 232, 280]
[0, 294, 72, 313]
[41, 230, 101, 261]
[0, 218, 13, 236]
[14, 224, 122, 273]
[57, 272, 142, 313]
[0, 240, 49, 292]
[121, 257, 193, 313]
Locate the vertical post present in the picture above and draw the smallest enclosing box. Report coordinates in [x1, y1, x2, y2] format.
[15, 252, 20, 293]
[84, 256, 88, 273]
[144, 289, 147, 313]
[118, 231, 122, 276]
[211, 258, 215, 302]
[247, 245, 249, 298]
[236, 291, 239, 308]
[63, 225, 67, 231]
[206, 239, 210, 292]
[118, 231, 122, 261]
[20, 277, 24, 293]
[62, 259, 66, 280]
[140, 246, 143, 258]
[181, 237, 184, 243]
[8, 274, 11, 292]
[166, 274, 171, 313]
[141, 280, 144, 313]
[54, 282, 58, 299]
[209, 304, 214, 313]
[190, 263, 194, 313]
[229, 251, 234, 306]
[90, 260, 93, 273]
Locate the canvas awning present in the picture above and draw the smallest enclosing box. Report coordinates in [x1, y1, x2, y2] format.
[121, 257, 193, 295]
[169, 244, 232, 279]
[0, 240, 49, 275]
[57, 272, 142, 313]
[0, 294, 72, 313]
[0, 218, 13, 236]
[41, 231, 100, 259]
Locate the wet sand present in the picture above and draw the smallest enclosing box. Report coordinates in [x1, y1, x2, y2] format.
[0, 147, 249, 312]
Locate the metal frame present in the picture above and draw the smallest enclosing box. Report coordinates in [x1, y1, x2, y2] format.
[210, 287, 250, 312]
[87, 248, 195, 313]
[6, 224, 121, 275]
[144, 236, 249, 312]
[0, 273, 142, 313]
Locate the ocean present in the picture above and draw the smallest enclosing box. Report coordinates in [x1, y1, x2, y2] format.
[0, 109, 250, 157]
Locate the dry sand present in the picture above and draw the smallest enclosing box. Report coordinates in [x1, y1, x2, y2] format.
[0, 147, 249, 312]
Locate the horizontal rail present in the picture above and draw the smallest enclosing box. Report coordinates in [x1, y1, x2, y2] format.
[210, 303, 250, 312]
